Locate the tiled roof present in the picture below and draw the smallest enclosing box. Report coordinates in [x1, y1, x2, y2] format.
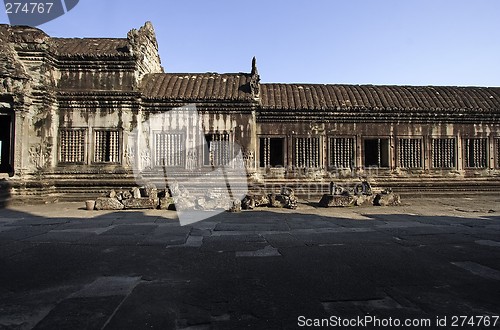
[0, 24, 48, 43]
[261, 84, 500, 112]
[140, 73, 254, 101]
[49, 38, 131, 58]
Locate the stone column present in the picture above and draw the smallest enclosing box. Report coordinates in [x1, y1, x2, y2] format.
[456, 133, 463, 172]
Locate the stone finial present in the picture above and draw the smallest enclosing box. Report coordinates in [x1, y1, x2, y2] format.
[127, 21, 164, 82]
[127, 21, 158, 50]
[251, 56, 258, 76]
[250, 56, 260, 100]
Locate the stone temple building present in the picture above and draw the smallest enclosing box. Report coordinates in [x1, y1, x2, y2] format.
[1, 22, 499, 202]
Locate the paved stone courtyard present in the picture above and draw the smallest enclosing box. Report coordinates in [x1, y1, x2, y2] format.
[0, 197, 499, 329]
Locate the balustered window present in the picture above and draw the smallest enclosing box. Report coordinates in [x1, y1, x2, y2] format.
[154, 132, 185, 167]
[94, 130, 120, 163]
[259, 137, 285, 167]
[364, 138, 390, 168]
[204, 132, 232, 166]
[463, 138, 487, 169]
[59, 129, 86, 163]
[328, 137, 355, 169]
[496, 138, 500, 168]
[398, 138, 423, 168]
[293, 137, 320, 168]
[431, 138, 456, 168]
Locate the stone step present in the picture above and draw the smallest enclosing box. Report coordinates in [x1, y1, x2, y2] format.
[3, 176, 500, 204]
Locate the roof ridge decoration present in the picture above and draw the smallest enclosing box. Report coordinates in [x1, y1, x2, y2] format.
[127, 21, 164, 81]
[250, 56, 260, 100]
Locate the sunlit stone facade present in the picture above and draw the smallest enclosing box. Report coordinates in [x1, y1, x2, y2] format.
[1, 22, 499, 200]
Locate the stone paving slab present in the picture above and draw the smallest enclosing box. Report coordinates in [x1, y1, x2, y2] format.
[0, 197, 499, 329]
[33, 296, 124, 330]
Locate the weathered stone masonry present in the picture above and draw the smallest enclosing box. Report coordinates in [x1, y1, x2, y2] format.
[1, 22, 499, 201]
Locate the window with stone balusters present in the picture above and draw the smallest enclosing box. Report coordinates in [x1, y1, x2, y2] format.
[463, 138, 488, 169]
[204, 132, 232, 167]
[328, 137, 355, 169]
[431, 138, 456, 168]
[293, 137, 321, 168]
[154, 132, 185, 167]
[94, 130, 120, 163]
[496, 138, 500, 168]
[59, 129, 86, 163]
[398, 138, 423, 168]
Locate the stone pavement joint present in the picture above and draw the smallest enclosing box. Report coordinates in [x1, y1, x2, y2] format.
[235, 245, 281, 257]
[475, 239, 500, 247]
[451, 261, 500, 281]
[70, 276, 142, 298]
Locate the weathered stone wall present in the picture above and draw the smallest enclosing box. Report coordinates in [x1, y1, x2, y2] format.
[0, 22, 164, 179]
[256, 121, 500, 179]
[1, 23, 499, 201]
[137, 103, 258, 174]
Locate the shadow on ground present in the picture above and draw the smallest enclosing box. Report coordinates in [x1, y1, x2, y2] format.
[0, 204, 499, 329]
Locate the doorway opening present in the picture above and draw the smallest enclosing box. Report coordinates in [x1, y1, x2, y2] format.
[364, 138, 389, 168]
[0, 108, 14, 175]
[260, 137, 285, 167]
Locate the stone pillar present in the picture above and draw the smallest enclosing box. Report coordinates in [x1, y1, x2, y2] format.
[423, 135, 430, 171]
[456, 133, 463, 172]
[355, 134, 363, 173]
[489, 134, 495, 170]
[390, 136, 396, 170]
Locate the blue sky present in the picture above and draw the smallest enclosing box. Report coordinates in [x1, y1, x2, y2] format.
[2, 0, 499, 86]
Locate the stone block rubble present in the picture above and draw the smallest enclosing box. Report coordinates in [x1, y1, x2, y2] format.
[89, 183, 247, 213]
[319, 181, 401, 207]
[93, 183, 161, 211]
[88, 182, 399, 212]
[242, 187, 298, 210]
[88, 185, 300, 212]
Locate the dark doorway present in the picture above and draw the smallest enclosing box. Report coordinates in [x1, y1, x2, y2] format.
[260, 137, 285, 167]
[0, 109, 14, 175]
[364, 138, 389, 168]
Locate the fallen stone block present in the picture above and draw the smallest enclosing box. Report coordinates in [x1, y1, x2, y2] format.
[174, 197, 196, 210]
[353, 195, 375, 206]
[131, 187, 141, 199]
[268, 194, 285, 208]
[159, 197, 175, 210]
[319, 194, 355, 207]
[374, 193, 401, 206]
[253, 194, 270, 207]
[141, 184, 158, 199]
[95, 197, 124, 210]
[354, 181, 373, 196]
[228, 199, 242, 213]
[276, 194, 298, 209]
[122, 190, 132, 200]
[241, 195, 255, 210]
[122, 198, 158, 209]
